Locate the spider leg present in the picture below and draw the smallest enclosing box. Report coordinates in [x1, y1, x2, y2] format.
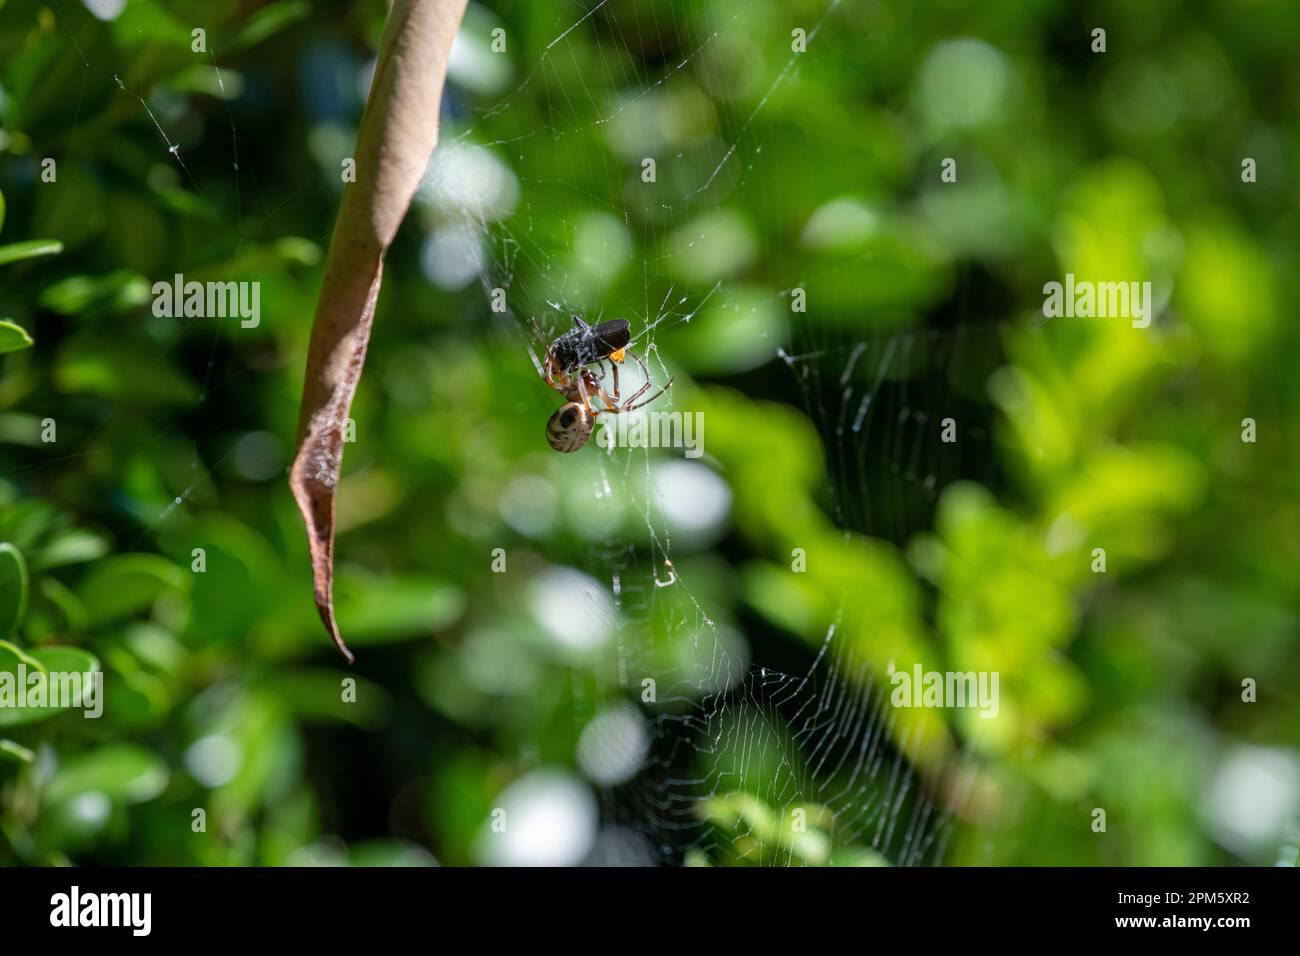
[576, 371, 601, 415]
[621, 380, 651, 409]
[617, 349, 656, 408]
[546, 360, 572, 395]
[582, 368, 620, 412]
[534, 319, 563, 387]
[619, 375, 675, 413]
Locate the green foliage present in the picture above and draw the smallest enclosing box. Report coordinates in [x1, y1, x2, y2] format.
[0, 0, 1297, 868]
[0, 543, 29, 634]
[0, 239, 62, 267]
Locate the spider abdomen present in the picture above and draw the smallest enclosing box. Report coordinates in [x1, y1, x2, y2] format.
[545, 401, 595, 452]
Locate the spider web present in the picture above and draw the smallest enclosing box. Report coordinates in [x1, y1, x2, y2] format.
[434, 0, 1002, 866]
[8, 0, 1007, 867]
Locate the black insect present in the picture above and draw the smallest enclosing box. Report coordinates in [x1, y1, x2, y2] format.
[545, 317, 631, 375]
[536, 316, 673, 452]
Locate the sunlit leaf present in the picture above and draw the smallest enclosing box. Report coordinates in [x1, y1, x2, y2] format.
[0, 739, 34, 763]
[0, 639, 45, 675]
[34, 529, 112, 570]
[29, 646, 100, 676]
[0, 639, 53, 728]
[0, 239, 62, 266]
[0, 646, 101, 727]
[40, 271, 151, 316]
[0, 319, 34, 354]
[334, 574, 466, 644]
[47, 745, 169, 804]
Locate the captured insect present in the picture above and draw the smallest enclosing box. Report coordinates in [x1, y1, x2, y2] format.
[536, 316, 674, 452]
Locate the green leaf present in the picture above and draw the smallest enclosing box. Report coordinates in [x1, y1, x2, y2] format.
[29, 646, 99, 676]
[77, 554, 185, 626]
[39, 270, 150, 317]
[0, 739, 34, 764]
[335, 575, 465, 645]
[0, 543, 30, 635]
[0, 502, 58, 551]
[276, 669, 390, 728]
[0, 320, 34, 354]
[0, 239, 63, 266]
[178, 517, 283, 646]
[0, 639, 46, 675]
[0, 646, 100, 727]
[97, 645, 169, 726]
[46, 745, 169, 804]
[830, 849, 891, 867]
[37, 574, 89, 634]
[0, 640, 52, 728]
[56, 340, 197, 405]
[227, 0, 311, 51]
[346, 840, 435, 867]
[34, 529, 111, 570]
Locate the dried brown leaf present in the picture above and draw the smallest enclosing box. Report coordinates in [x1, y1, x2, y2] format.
[290, 0, 469, 663]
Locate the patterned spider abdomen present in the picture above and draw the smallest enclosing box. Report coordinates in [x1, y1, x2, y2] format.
[545, 401, 595, 452]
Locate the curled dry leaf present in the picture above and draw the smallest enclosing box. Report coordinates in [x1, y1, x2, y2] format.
[290, 0, 469, 663]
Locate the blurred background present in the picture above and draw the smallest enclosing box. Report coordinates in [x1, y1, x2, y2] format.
[1, 0, 1298, 866]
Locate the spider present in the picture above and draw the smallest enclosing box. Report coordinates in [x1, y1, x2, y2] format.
[537, 316, 674, 452]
